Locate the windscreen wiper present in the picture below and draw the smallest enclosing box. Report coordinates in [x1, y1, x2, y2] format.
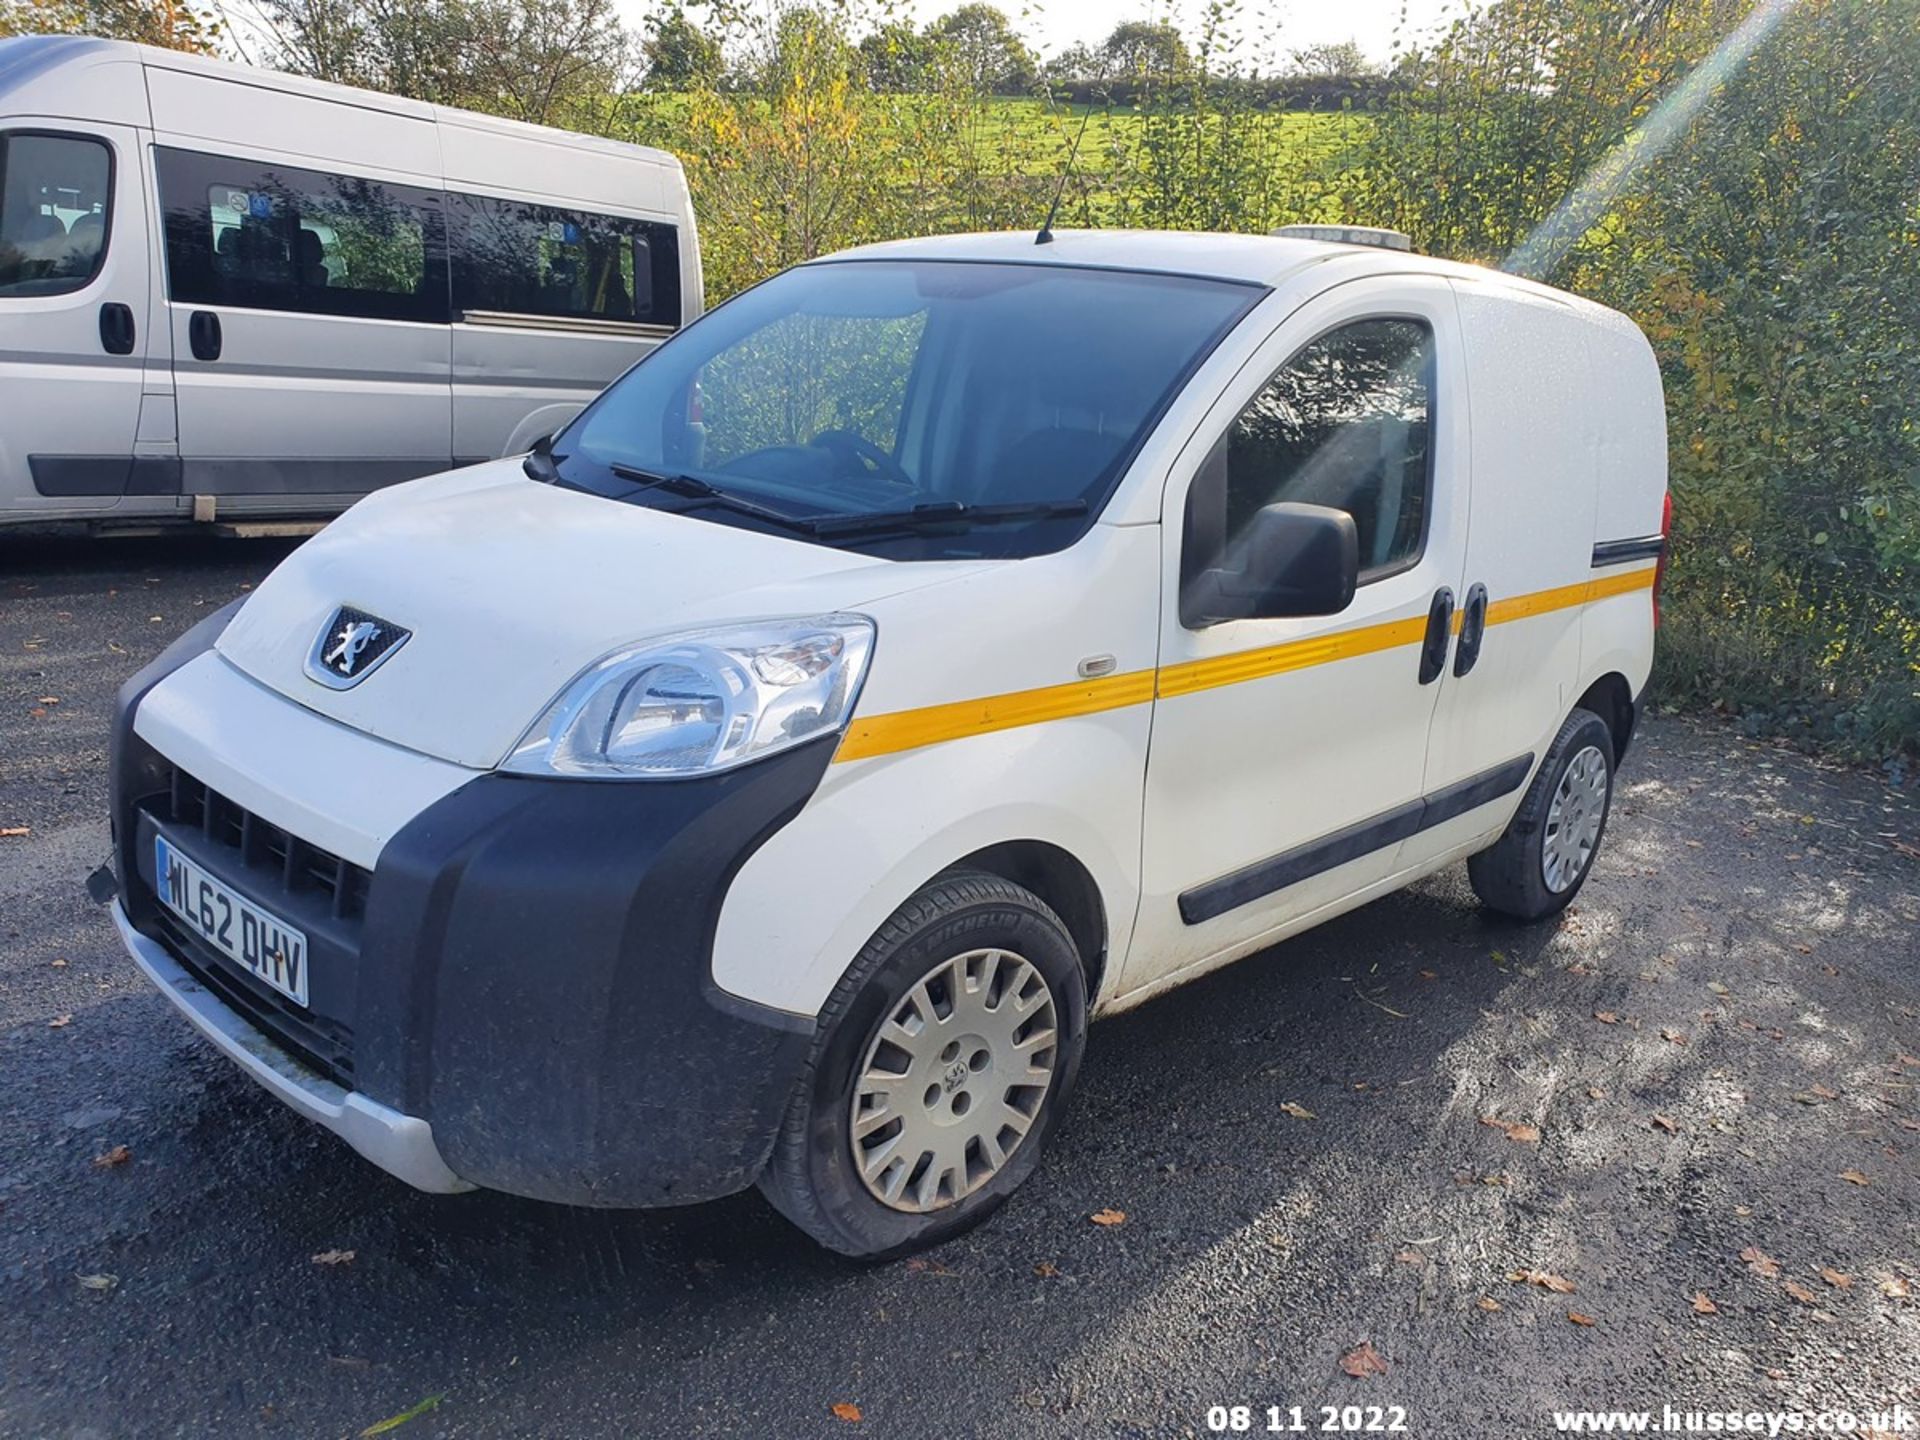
[607, 463, 819, 535]
[807, 499, 1090, 539]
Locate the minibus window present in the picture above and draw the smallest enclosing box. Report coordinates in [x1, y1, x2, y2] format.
[156, 146, 448, 324]
[553, 259, 1262, 560]
[450, 193, 681, 329]
[0, 133, 111, 297]
[1188, 318, 1434, 589]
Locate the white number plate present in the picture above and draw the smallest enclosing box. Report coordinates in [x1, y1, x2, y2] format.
[154, 835, 310, 1007]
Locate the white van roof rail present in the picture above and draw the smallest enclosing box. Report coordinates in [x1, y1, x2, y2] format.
[1271, 224, 1413, 252]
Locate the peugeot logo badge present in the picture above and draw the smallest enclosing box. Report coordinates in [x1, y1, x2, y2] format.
[306, 604, 410, 689]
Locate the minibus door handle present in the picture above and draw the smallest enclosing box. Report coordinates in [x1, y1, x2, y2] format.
[1417, 586, 1454, 685]
[1453, 583, 1489, 677]
[188, 310, 222, 362]
[98, 302, 136, 355]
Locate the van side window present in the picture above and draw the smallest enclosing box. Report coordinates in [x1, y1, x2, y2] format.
[156, 146, 448, 323]
[449, 193, 681, 329]
[0, 133, 112, 297]
[1185, 317, 1434, 598]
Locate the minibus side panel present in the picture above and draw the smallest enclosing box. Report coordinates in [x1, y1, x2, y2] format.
[148, 70, 453, 510]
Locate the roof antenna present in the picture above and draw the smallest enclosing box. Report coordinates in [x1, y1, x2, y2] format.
[1037, 104, 1094, 245]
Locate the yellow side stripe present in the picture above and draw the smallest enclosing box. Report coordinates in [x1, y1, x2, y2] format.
[836, 669, 1157, 762]
[833, 566, 1655, 763]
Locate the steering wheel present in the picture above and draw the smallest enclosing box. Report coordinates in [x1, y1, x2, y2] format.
[810, 429, 914, 488]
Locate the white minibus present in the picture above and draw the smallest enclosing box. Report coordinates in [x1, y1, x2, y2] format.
[0, 35, 700, 529]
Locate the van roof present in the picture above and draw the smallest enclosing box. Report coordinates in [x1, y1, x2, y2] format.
[0, 34, 683, 171]
[818, 229, 1613, 319]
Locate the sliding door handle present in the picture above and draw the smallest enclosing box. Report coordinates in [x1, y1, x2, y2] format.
[188, 310, 222, 362]
[1454, 583, 1489, 677]
[1418, 586, 1454, 685]
[98, 302, 136, 355]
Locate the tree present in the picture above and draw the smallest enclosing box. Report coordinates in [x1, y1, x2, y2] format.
[1040, 41, 1099, 85]
[926, 2, 1036, 94]
[1288, 40, 1379, 80]
[255, 0, 638, 131]
[645, 9, 723, 91]
[1099, 18, 1187, 79]
[859, 19, 937, 92]
[1, 0, 217, 48]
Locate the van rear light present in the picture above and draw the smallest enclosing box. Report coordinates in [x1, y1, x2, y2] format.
[1652, 491, 1673, 628]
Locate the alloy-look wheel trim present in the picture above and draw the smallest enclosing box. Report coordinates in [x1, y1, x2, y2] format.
[1542, 743, 1609, 893]
[849, 947, 1059, 1214]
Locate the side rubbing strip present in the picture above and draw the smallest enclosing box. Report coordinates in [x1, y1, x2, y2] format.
[1178, 752, 1536, 925]
[1592, 535, 1666, 567]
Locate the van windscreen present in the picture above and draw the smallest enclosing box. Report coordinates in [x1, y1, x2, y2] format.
[551, 259, 1263, 559]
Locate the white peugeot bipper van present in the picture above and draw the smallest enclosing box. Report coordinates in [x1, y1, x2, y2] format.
[106, 228, 1668, 1257]
[1, 35, 700, 530]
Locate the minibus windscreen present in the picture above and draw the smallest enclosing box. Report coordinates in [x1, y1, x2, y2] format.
[553, 259, 1263, 559]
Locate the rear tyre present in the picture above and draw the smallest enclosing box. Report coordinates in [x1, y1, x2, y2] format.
[758, 871, 1088, 1260]
[1468, 708, 1615, 922]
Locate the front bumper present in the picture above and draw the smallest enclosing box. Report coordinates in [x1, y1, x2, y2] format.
[110, 616, 833, 1208]
[112, 900, 469, 1193]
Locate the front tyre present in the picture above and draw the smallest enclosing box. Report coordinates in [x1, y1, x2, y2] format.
[1468, 708, 1616, 921]
[758, 872, 1087, 1260]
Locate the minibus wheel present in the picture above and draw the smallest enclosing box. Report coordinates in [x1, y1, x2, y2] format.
[1468, 707, 1616, 921]
[759, 871, 1088, 1260]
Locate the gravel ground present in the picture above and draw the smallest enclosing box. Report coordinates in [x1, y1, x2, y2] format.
[2, 532, 1917, 1440]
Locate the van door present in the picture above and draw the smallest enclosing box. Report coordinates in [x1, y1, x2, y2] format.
[0, 122, 162, 516]
[1410, 281, 1597, 867]
[1123, 276, 1471, 997]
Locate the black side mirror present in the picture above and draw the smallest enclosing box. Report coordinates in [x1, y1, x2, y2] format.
[522, 432, 558, 482]
[1182, 501, 1359, 626]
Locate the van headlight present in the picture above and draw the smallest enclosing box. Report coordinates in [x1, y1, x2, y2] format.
[502, 616, 875, 779]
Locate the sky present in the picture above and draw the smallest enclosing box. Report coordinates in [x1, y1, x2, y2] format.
[898, 0, 1461, 66]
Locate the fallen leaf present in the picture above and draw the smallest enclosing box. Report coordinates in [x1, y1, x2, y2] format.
[1393, 1249, 1424, 1266]
[48, 1014, 72, 1029]
[35, 696, 58, 705]
[1691, 1292, 1718, 1314]
[1810, 1084, 1839, 1099]
[1819, 1268, 1852, 1289]
[830, 1403, 863, 1424]
[27, 707, 47, 720]
[1568, 1311, 1596, 1326]
[1708, 981, 1732, 996]
[50, 958, 67, 968]
[1481, 1116, 1539, 1143]
[1652, 1114, 1680, 1134]
[1839, 1170, 1871, 1186]
[1089, 1208, 1126, 1227]
[1418, 969, 1438, 980]
[311, 1249, 356, 1266]
[75, 1272, 117, 1291]
[1587, 1086, 1606, 1100]
[1279, 1102, 1316, 1120]
[1783, 1280, 1819, 1305]
[92, 1145, 131, 1168]
[358, 1395, 442, 1437]
[1740, 1247, 1782, 1279]
[0, 826, 28, 838]
[1881, 1276, 1910, 1298]
[1033, 1260, 1060, 1278]
[1338, 1340, 1388, 1378]
[904, 1256, 954, 1275]
[1593, 1010, 1619, 1025]
[1662, 1029, 1689, 1046]
[1509, 1269, 1577, 1294]
[1475, 1296, 1502, 1312]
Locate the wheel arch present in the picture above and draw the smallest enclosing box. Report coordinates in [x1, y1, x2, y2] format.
[1575, 671, 1637, 764]
[939, 840, 1109, 1008]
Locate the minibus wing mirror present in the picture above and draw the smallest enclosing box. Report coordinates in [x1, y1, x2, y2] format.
[1185, 502, 1359, 625]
